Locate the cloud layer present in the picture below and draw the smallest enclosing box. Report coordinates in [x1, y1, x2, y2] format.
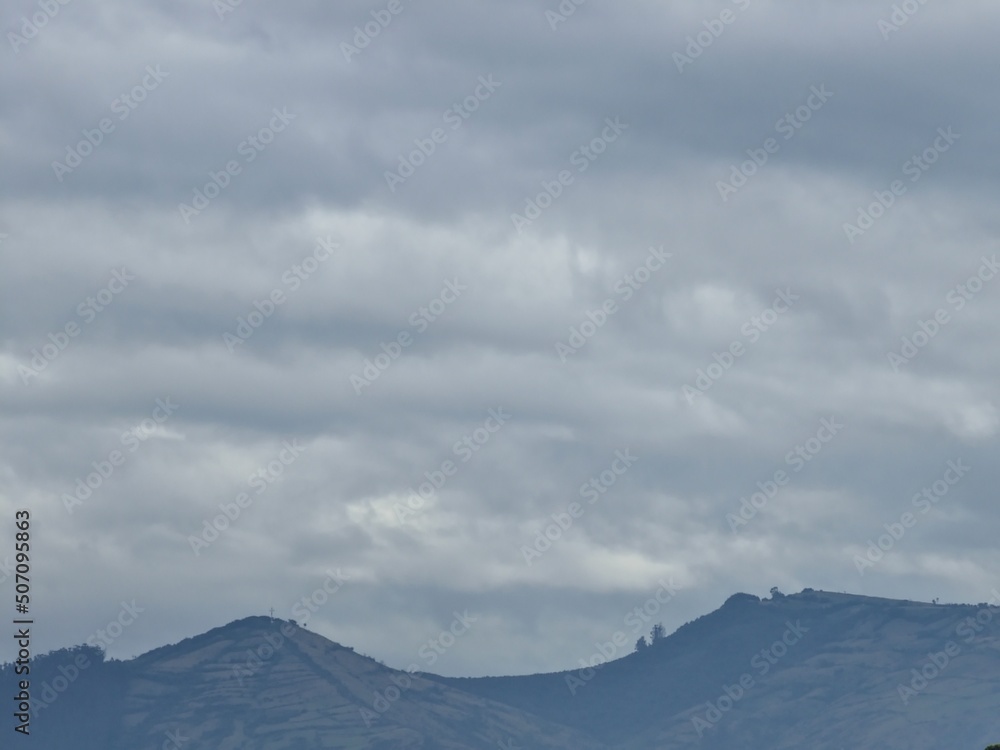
[1, 0, 998, 676]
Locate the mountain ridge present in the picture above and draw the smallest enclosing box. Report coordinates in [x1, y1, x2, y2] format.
[5, 588, 999, 749]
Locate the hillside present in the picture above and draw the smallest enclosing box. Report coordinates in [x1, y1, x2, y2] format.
[431, 589, 1000, 749]
[3, 616, 602, 749]
[4, 590, 1000, 748]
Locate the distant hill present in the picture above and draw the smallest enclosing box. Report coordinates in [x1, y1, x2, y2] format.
[431, 589, 1000, 749]
[4, 590, 1000, 748]
[2, 615, 601, 749]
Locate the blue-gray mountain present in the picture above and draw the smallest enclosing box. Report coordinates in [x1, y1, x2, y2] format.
[4, 589, 999, 748]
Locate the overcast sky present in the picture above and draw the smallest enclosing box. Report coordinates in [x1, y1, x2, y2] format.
[1, 0, 999, 677]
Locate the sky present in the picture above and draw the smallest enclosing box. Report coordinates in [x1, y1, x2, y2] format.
[1, 0, 998, 678]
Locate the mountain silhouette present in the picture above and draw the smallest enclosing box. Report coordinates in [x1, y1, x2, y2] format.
[5, 589, 1000, 748]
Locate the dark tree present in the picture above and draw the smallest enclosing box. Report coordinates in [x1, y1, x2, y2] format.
[634, 636, 648, 653]
[650, 623, 666, 642]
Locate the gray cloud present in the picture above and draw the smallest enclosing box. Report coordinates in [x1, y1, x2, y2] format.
[0, 0, 998, 677]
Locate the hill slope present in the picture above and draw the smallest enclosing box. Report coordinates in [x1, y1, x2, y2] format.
[5, 590, 1000, 749]
[3, 616, 604, 749]
[430, 589, 1000, 749]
